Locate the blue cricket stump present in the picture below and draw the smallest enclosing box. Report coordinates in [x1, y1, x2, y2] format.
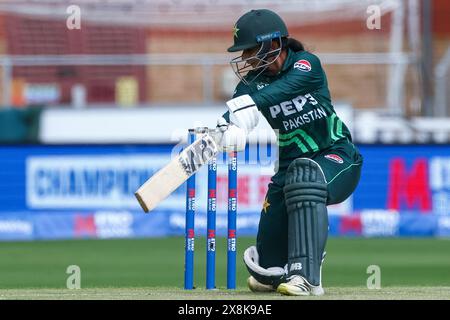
[184, 129, 196, 290]
[206, 156, 217, 290]
[227, 151, 238, 289]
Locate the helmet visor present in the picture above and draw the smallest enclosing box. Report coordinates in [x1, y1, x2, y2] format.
[229, 35, 282, 85]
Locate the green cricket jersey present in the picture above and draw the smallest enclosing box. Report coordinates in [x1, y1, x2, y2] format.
[224, 48, 352, 169]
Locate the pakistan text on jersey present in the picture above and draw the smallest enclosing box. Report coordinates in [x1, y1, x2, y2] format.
[282, 108, 327, 131]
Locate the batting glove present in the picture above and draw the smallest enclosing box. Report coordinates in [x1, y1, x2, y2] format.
[226, 94, 259, 133]
[216, 124, 247, 152]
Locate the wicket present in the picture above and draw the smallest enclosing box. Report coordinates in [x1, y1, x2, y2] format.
[184, 128, 238, 290]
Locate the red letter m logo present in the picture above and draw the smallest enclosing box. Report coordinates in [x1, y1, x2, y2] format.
[387, 158, 432, 212]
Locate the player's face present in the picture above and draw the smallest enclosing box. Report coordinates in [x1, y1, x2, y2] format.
[230, 39, 283, 85]
[241, 46, 261, 68]
[241, 42, 281, 72]
[265, 42, 282, 74]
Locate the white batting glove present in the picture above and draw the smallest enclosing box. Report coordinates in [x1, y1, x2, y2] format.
[216, 116, 229, 133]
[216, 124, 247, 152]
[226, 94, 259, 133]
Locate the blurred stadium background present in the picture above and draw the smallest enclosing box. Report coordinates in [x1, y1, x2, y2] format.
[0, 0, 449, 294]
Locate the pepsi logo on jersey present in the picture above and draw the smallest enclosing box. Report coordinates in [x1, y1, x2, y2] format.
[293, 60, 312, 72]
[324, 154, 344, 164]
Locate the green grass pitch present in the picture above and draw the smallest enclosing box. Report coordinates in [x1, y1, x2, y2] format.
[0, 237, 449, 299]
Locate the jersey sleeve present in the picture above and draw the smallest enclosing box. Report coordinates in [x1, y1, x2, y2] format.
[220, 81, 253, 123]
[250, 53, 325, 110]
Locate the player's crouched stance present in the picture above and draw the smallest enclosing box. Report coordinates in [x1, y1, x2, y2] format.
[243, 158, 330, 296]
[217, 9, 363, 296]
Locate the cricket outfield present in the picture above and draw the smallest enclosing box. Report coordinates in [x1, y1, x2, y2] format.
[0, 237, 449, 300]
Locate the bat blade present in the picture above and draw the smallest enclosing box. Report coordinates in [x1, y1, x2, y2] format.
[135, 133, 218, 213]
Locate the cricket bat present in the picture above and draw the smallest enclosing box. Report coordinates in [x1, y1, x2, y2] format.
[135, 131, 219, 213]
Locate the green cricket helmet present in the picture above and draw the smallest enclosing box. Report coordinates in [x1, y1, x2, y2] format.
[228, 9, 289, 85]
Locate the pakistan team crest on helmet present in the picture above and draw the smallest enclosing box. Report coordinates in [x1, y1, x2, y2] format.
[232, 24, 239, 38]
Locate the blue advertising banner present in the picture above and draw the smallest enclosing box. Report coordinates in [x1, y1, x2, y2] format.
[0, 144, 449, 240]
[353, 144, 450, 214]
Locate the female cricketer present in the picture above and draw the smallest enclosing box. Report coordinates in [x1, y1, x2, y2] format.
[216, 9, 363, 296]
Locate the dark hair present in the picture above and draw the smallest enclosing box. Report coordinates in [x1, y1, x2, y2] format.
[281, 37, 305, 52]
